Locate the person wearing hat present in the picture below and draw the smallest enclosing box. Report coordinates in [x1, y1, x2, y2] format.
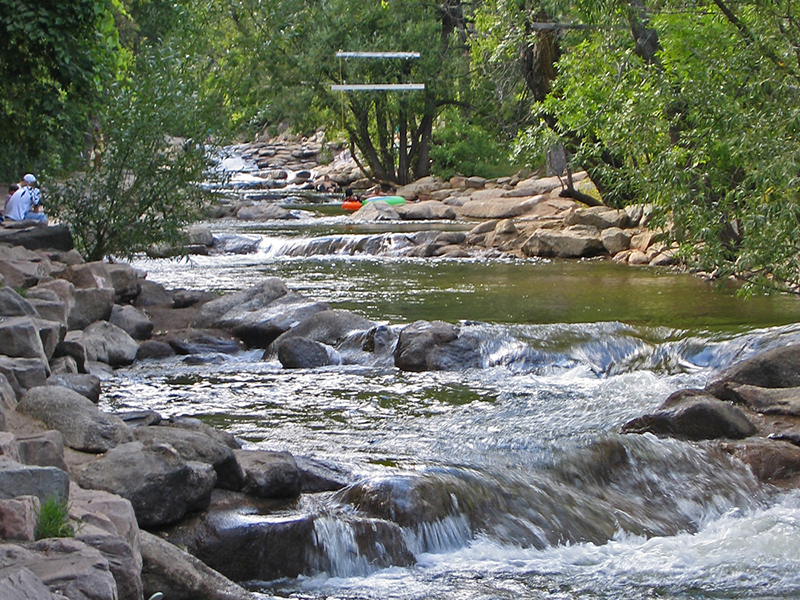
[4, 173, 47, 224]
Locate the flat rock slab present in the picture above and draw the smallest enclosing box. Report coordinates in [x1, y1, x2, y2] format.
[0, 457, 70, 503]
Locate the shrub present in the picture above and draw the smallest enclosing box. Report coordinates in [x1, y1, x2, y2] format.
[35, 495, 75, 540]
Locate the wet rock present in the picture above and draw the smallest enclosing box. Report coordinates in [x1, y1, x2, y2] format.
[394, 320, 482, 372]
[212, 233, 261, 254]
[109, 305, 153, 341]
[277, 337, 333, 368]
[227, 293, 330, 348]
[295, 456, 350, 492]
[162, 490, 414, 581]
[706, 344, 800, 399]
[522, 225, 605, 258]
[136, 340, 175, 360]
[271, 309, 374, 350]
[166, 417, 241, 450]
[139, 530, 259, 600]
[115, 410, 162, 428]
[132, 425, 245, 491]
[621, 389, 757, 440]
[721, 438, 800, 486]
[46, 373, 101, 403]
[17, 386, 132, 453]
[236, 204, 296, 220]
[0, 538, 117, 600]
[713, 382, 800, 416]
[234, 450, 301, 498]
[0, 457, 70, 503]
[72, 441, 216, 528]
[167, 331, 245, 355]
[191, 278, 288, 329]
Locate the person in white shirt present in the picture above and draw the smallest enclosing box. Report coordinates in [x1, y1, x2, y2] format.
[4, 173, 47, 224]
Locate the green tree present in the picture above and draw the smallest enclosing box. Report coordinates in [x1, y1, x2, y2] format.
[49, 46, 217, 261]
[0, 0, 122, 180]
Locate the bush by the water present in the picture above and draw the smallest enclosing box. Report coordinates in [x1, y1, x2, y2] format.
[35, 495, 74, 540]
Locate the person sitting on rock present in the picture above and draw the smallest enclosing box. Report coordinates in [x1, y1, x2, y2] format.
[316, 175, 338, 193]
[4, 173, 47, 224]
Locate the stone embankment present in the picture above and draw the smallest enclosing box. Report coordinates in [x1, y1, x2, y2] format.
[0, 220, 798, 596]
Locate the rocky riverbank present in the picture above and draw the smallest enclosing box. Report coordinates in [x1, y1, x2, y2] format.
[208, 135, 675, 268]
[1, 223, 799, 597]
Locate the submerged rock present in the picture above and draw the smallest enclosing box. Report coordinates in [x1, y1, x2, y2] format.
[393, 320, 482, 372]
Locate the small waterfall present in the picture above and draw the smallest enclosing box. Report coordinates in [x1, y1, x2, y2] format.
[311, 517, 373, 577]
[255, 232, 421, 259]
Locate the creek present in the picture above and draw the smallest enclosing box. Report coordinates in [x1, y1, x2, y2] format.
[108, 212, 800, 599]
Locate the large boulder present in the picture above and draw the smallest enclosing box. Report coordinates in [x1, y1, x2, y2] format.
[72, 441, 216, 528]
[234, 450, 301, 498]
[46, 373, 101, 403]
[393, 320, 482, 372]
[522, 225, 605, 258]
[191, 278, 288, 329]
[15, 431, 67, 471]
[721, 438, 800, 485]
[25, 289, 69, 327]
[0, 538, 117, 600]
[0, 245, 52, 289]
[16, 386, 132, 453]
[458, 195, 546, 220]
[0, 564, 62, 600]
[132, 426, 245, 491]
[621, 389, 757, 440]
[350, 201, 400, 221]
[0, 496, 38, 541]
[277, 337, 333, 368]
[271, 309, 374, 348]
[104, 263, 141, 303]
[706, 345, 800, 399]
[226, 293, 330, 348]
[395, 176, 448, 200]
[139, 530, 258, 600]
[71, 321, 139, 367]
[564, 206, 628, 230]
[713, 383, 800, 416]
[0, 224, 73, 251]
[108, 305, 153, 341]
[68, 288, 115, 330]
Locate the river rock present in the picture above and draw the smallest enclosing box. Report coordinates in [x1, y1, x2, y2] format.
[621, 389, 757, 440]
[0, 496, 38, 541]
[226, 292, 330, 348]
[212, 233, 261, 254]
[270, 309, 374, 350]
[0, 431, 19, 460]
[706, 344, 800, 399]
[458, 195, 545, 219]
[191, 278, 288, 329]
[394, 320, 482, 372]
[72, 441, 216, 528]
[277, 337, 333, 368]
[0, 457, 70, 503]
[713, 382, 800, 416]
[0, 316, 49, 368]
[0, 538, 117, 600]
[721, 438, 800, 486]
[135, 340, 175, 360]
[601, 227, 631, 255]
[15, 431, 67, 470]
[105, 264, 142, 303]
[0, 564, 63, 599]
[134, 279, 173, 307]
[395, 176, 448, 200]
[295, 456, 350, 492]
[395, 200, 456, 220]
[167, 331, 246, 355]
[0, 245, 52, 289]
[16, 386, 132, 452]
[162, 490, 414, 581]
[139, 530, 258, 600]
[109, 305, 153, 341]
[74, 321, 139, 367]
[0, 356, 48, 399]
[522, 225, 605, 258]
[68, 288, 115, 330]
[46, 373, 101, 403]
[165, 417, 241, 450]
[24, 288, 68, 325]
[132, 425, 245, 491]
[564, 206, 628, 230]
[0, 288, 37, 317]
[236, 203, 296, 220]
[234, 450, 301, 498]
[351, 200, 400, 221]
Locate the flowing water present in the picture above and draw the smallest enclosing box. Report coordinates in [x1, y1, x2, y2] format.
[108, 212, 800, 599]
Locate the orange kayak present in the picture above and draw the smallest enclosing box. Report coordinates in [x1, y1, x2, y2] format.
[342, 200, 362, 211]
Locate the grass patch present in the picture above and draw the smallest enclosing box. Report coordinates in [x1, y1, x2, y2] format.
[35, 496, 75, 539]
